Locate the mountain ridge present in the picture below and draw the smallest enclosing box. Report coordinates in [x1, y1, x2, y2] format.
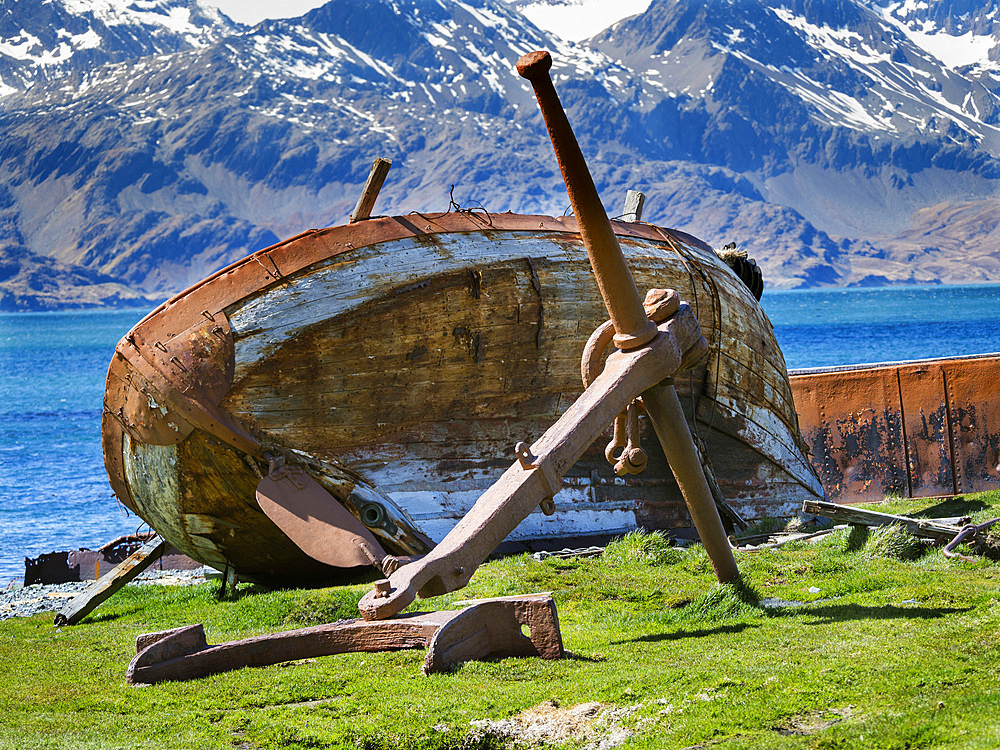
[1, 0, 998, 310]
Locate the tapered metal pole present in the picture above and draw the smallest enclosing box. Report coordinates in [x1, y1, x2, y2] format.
[517, 49, 739, 583]
[517, 51, 657, 351]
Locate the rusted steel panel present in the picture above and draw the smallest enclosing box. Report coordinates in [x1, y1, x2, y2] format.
[791, 367, 908, 502]
[897, 365, 953, 498]
[944, 358, 1000, 494]
[790, 354, 1000, 503]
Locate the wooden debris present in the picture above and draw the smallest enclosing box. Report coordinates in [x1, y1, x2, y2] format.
[54, 536, 169, 626]
[802, 500, 963, 542]
[349, 157, 391, 223]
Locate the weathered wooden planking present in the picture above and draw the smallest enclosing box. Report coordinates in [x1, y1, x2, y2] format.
[108, 216, 821, 581]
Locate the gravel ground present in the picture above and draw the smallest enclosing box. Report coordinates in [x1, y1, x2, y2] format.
[0, 568, 213, 622]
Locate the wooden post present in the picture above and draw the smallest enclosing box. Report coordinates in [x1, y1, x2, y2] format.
[621, 190, 645, 222]
[54, 536, 168, 626]
[802, 499, 963, 542]
[349, 157, 392, 223]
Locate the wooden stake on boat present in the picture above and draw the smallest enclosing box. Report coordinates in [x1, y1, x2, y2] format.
[349, 157, 392, 223]
[621, 190, 645, 223]
[54, 536, 169, 626]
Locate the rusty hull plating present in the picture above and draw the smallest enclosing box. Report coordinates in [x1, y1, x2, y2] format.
[791, 354, 1000, 503]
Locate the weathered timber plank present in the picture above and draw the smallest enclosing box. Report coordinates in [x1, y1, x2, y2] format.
[802, 499, 961, 542]
[54, 536, 169, 626]
[349, 157, 392, 223]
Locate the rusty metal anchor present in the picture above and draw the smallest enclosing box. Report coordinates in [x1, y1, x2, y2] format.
[356, 50, 739, 622]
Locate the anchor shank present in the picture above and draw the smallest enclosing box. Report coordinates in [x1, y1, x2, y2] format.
[516, 50, 656, 350]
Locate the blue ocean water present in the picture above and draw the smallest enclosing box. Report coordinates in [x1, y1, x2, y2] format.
[1, 284, 999, 583]
[1, 309, 148, 584]
[761, 283, 1000, 370]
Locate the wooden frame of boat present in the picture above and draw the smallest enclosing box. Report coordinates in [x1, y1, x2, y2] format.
[101, 207, 822, 585]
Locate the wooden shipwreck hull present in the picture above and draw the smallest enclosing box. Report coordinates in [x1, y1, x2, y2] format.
[102, 211, 822, 583]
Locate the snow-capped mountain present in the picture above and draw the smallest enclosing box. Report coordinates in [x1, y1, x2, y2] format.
[2, 0, 999, 308]
[0, 0, 240, 95]
[593, 0, 1000, 233]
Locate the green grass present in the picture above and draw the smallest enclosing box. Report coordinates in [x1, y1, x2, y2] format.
[3, 492, 1000, 749]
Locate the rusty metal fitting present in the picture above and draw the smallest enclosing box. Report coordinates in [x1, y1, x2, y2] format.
[514, 441, 536, 470]
[581, 319, 617, 388]
[380, 556, 402, 576]
[515, 49, 552, 80]
[605, 410, 628, 464]
[614, 447, 648, 477]
[643, 288, 680, 323]
[374, 579, 392, 598]
[540, 497, 556, 516]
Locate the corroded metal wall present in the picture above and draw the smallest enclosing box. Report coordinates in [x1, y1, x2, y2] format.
[790, 355, 1000, 502]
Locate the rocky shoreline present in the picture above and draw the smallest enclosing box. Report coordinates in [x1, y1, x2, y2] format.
[0, 567, 212, 622]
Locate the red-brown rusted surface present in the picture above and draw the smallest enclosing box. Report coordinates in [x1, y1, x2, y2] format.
[790, 354, 1000, 502]
[126, 595, 563, 684]
[516, 49, 736, 583]
[517, 50, 656, 351]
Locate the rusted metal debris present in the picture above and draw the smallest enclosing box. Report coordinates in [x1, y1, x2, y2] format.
[943, 518, 1000, 562]
[791, 354, 1000, 502]
[25, 533, 198, 586]
[126, 594, 562, 685]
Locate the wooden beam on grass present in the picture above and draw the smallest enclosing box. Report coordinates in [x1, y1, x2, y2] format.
[54, 536, 169, 626]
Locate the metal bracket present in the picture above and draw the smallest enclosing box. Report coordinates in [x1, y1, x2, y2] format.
[515, 441, 560, 514]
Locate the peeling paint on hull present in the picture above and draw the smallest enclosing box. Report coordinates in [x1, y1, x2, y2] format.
[102, 213, 822, 583]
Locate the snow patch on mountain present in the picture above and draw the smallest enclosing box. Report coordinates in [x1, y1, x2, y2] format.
[58, 0, 230, 39]
[508, 0, 652, 41]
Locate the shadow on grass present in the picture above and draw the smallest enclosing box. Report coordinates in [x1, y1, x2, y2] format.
[907, 497, 986, 518]
[561, 650, 612, 662]
[614, 623, 759, 644]
[612, 602, 970, 645]
[782, 602, 971, 624]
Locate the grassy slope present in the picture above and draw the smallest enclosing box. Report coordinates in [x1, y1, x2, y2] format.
[2, 493, 999, 750]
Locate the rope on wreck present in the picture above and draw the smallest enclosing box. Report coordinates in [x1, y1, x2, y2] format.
[447, 185, 493, 226]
